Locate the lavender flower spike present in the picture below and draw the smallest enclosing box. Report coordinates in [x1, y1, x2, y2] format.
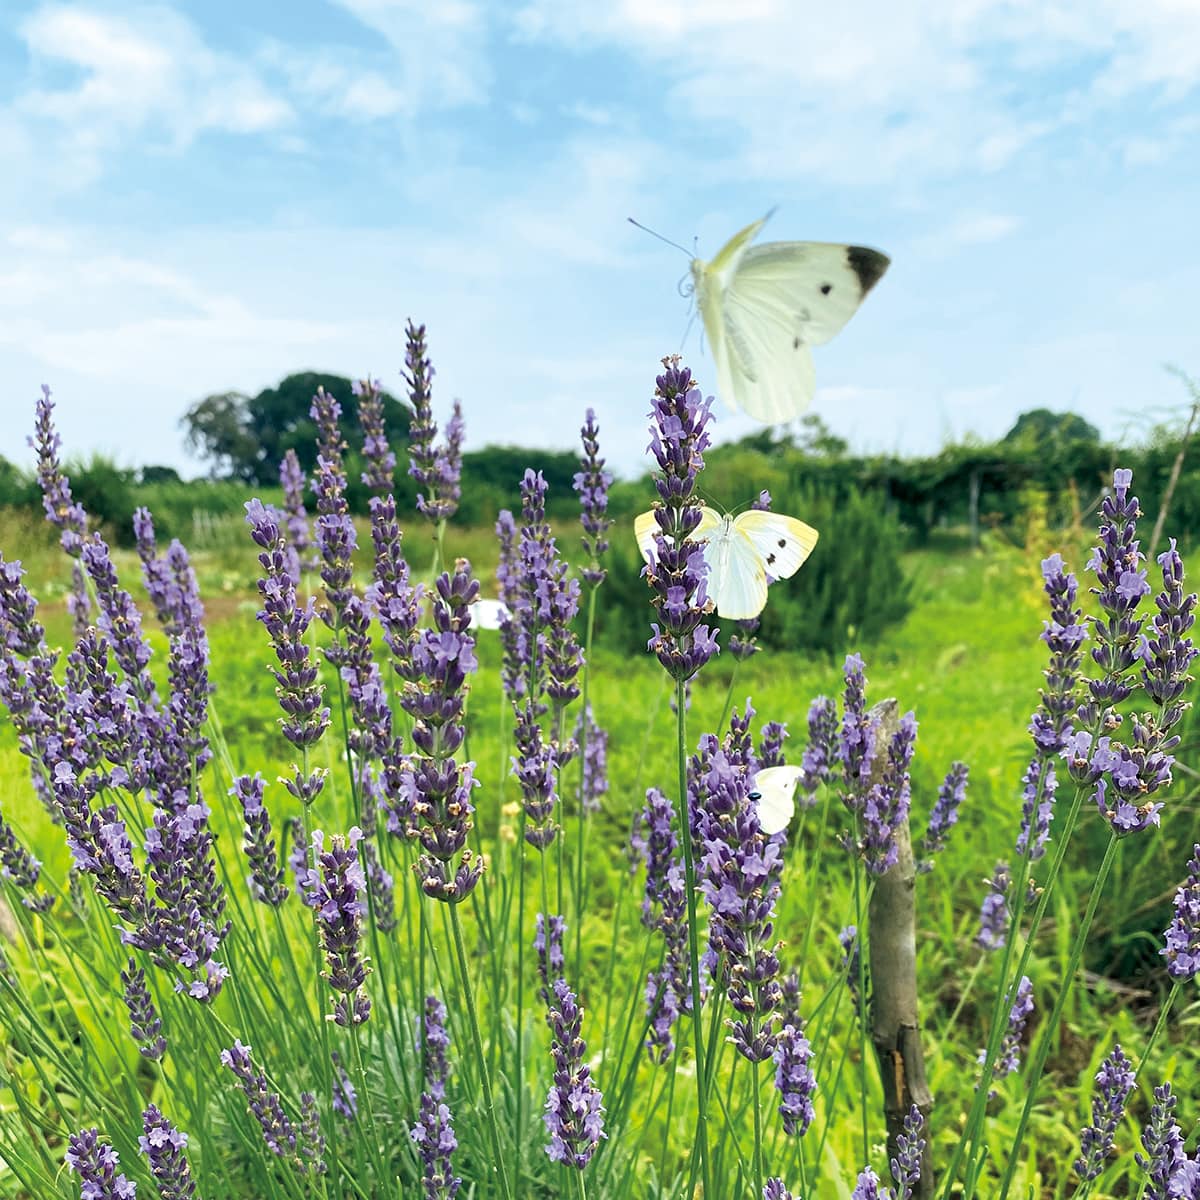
[1162, 843, 1200, 981]
[405, 321, 463, 522]
[919, 761, 968, 872]
[355, 375, 396, 494]
[1137, 1083, 1186, 1200]
[891, 1104, 926, 1200]
[977, 861, 1011, 952]
[232, 774, 287, 907]
[851, 1165, 885, 1199]
[279, 448, 314, 576]
[310, 827, 371, 1026]
[139, 1105, 197, 1199]
[412, 994, 460, 1199]
[1074, 1043, 1136, 1181]
[574, 407, 613, 586]
[773, 1020, 816, 1136]
[121, 958, 166, 1060]
[220, 1040, 297, 1158]
[644, 357, 719, 681]
[64, 1128, 136, 1199]
[764, 1181, 795, 1200]
[544, 977, 606, 1168]
[978, 975, 1034, 1088]
[799, 695, 837, 803]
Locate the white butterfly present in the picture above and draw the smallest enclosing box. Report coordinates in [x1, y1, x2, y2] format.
[634, 506, 818, 621]
[468, 598, 511, 631]
[690, 211, 890, 425]
[749, 764, 805, 836]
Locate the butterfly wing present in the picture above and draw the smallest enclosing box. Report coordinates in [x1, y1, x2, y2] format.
[734, 242, 890, 346]
[732, 511, 819, 582]
[468, 598, 511, 631]
[635, 506, 723, 564]
[704, 516, 769, 620]
[750, 765, 804, 835]
[696, 220, 889, 425]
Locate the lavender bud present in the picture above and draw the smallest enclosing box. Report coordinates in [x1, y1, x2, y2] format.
[978, 862, 1011, 951]
[574, 407, 613, 586]
[1074, 1043, 1135, 1181]
[139, 1105, 196, 1199]
[890, 1104, 926, 1199]
[919, 761, 968, 872]
[1162, 843, 1200, 980]
[121, 959, 166, 1060]
[1136, 1082, 1186, 1200]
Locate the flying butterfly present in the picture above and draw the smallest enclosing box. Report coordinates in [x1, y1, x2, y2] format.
[682, 210, 890, 424]
[634, 505, 818, 621]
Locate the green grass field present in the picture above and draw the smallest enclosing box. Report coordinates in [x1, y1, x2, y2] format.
[1, 508, 1198, 1198]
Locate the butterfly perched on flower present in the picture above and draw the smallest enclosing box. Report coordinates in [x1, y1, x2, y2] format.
[634, 505, 818, 621]
[688, 210, 889, 424]
[749, 765, 805, 836]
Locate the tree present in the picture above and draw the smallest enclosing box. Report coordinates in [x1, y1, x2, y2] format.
[181, 374, 411, 485]
[181, 391, 260, 482]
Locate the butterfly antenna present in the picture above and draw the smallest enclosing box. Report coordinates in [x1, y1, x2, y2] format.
[628, 217, 693, 258]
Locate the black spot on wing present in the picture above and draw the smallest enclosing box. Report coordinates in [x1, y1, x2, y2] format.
[846, 246, 890, 296]
[777, 538, 786, 548]
[820, 282, 832, 295]
[766, 552, 776, 565]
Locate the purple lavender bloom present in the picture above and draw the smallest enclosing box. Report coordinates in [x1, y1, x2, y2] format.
[1170, 1159, 1200, 1199]
[298, 1092, 326, 1176]
[839, 655, 876, 792]
[1142, 539, 1198, 719]
[763, 1181, 794, 1200]
[311, 387, 358, 649]
[245, 498, 330, 753]
[310, 827, 371, 1026]
[1162, 843, 1200, 981]
[773, 1019, 817, 1136]
[755, 721, 788, 771]
[411, 993, 458, 1197]
[405, 322, 463, 523]
[220, 1040, 297, 1157]
[1015, 756, 1056, 862]
[978, 975, 1034, 1086]
[139, 1105, 196, 1199]
[1075, 1043, 1135, 1181]
[422, 994, 451, 1101]
[978, 862, 1011, 951]
[494, 510, 525, 700]
[402, 561, 483, 903]
[411, 1094, 461, 1200]
[0, 814, 54, 911]
[728, 619, 762, 662]
[891, 1105, 926, 1200]
[544, 977, 606, 1168]
[697, 748, 785, 1061]
[355, 375, 396, 494]
[513, 703, 560, 850]
[575, 703, 609, 813]
[80, 535, 160, 712]
[121, 959, 166, 1060]
[331, 1052, 358, 1120]
[64, 1128, 136, 1199]
[535, 911, 567, 1001]
[30, 386, 91, 633]
[919, 761, 968, 873]
[1137, 1083, 1186, 1200]
[280, 448, 315, 576]
[644, 358, 719, 681]
[361, 839, 396, 933]
[231, 774, 287, 906]
[515, 469, 584, 717]
[840, 925, 863, 1011]
[575, 407, 613, 586]
[859, 712, 917, 875]
[851, 1165, 884, 1199]
[366, 486, 423, 686]
[633, 787, 692, 1061]
[1031, 553, 1086, 754]
[1081, 469, 1149, 720]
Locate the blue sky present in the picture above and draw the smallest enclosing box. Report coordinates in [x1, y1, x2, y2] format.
[2, 0, 1198, 480]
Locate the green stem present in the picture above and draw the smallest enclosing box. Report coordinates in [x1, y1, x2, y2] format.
[996, 833, 1121, 1200]
[853, 858, 870, 1166]
[1133, 979, 1181, 1083]
[574, 583, 599, 981]
[752, 1060, 765, 1200]
[673, 677, 712, 1200]
[449, 902, 513, 1200]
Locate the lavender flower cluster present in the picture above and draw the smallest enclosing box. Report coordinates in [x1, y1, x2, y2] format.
[405, 320, 463, 522]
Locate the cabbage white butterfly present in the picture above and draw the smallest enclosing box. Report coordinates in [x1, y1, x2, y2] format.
[634, 506, 818, 621]
[468, 598, 511, 630]
[749, 764, 805, 836]
[690, 211, 890, 424]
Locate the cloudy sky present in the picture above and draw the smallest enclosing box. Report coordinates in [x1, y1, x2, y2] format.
[2, 0, 1198, 480]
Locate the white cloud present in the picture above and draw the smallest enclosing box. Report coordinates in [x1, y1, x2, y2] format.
[9, 3, 291, 186]
[511, 0, 1200, 187]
